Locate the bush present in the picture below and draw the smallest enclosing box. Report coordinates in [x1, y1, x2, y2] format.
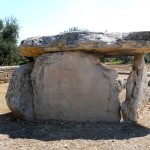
[144, 53, 150, 63]
[63, 27, 89, 33]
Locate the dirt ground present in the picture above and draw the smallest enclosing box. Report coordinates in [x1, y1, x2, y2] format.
[0, 64, 150, 150]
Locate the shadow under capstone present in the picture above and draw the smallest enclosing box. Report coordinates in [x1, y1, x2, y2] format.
[0, 113, 149, 141]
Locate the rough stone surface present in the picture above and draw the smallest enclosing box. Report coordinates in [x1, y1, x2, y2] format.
[6, 63, 34, 120]
[20, 31, 150, 57]
[116, 79, 127, 92]
[121, 53, 149, 121]
[31, 51, 121, 121]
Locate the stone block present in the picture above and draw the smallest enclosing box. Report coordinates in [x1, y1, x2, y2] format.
[31, 51, 121, 121]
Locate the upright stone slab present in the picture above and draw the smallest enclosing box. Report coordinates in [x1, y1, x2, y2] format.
[31, 51, 121, 121]
[6, 63, 34, 120]
[121, 53, 149, 121]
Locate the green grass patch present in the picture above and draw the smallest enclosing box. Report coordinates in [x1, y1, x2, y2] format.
[112, 59, 124, 65]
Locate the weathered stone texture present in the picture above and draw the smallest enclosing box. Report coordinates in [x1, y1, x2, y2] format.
[6, 63, 34, 120]
[20, 31, 150, 57]
[121, 54, 149, 121]
[0, 66, 18, 84]
[31, 51, 121, 121]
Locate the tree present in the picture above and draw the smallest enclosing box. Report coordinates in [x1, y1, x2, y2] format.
[0, 16, 26, 65]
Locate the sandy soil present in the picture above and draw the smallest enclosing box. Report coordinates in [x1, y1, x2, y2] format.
[0, 65, 150, 150]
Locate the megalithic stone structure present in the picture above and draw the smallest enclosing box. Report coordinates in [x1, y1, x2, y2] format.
[6, 31, 150, 121]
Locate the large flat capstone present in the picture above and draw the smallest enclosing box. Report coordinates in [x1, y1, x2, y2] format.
[20, 31, 150, 57]
[6, 51, 121, 121]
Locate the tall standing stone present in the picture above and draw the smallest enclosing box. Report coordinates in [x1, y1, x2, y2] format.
[121, 53, 149, 121]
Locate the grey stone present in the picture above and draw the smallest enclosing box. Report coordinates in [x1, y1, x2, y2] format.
[116, 79, 127, 92]
[6, 63, 34, 120]
[121, 54, 149, 122]
[20, 31, 150, 57]
[31, 51, 121, 122]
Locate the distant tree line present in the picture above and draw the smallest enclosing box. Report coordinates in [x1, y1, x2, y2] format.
[104, 56, 134, 64]
[101, 54, 150, 64]
[118, 55, 150, 64]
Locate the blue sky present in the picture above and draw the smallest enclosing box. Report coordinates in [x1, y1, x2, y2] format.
[0, 0, 150, 42]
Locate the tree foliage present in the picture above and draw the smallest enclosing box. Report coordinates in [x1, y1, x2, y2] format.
[0, 16, 27, 66]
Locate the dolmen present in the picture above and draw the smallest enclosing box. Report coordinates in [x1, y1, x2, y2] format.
[6, 31, 150, 122]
